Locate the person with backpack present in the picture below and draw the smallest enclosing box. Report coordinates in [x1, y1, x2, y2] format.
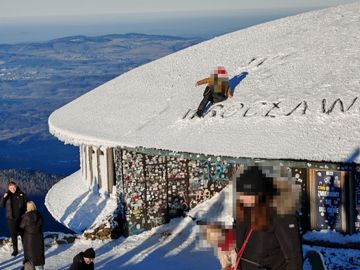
[0, 181, 26, 256]
[195, 66, 233, 117]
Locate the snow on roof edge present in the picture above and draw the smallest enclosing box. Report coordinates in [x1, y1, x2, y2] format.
[48, 111, 359, 165]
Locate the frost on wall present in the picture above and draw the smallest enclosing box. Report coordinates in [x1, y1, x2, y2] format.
[113, 148, 233, 235]
[111, 148, 128, 237]
[291, 167, 309, 234]
[108, 148, 358, 236]
[144, 155, 167, 230]
[122, 150, 147, 235]
[167, 158, 189, 217]
[187, 159, 232, 209]
[354, 167, 360, 232]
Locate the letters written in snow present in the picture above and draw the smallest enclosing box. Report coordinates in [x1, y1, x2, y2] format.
[183, 97, 359, 119]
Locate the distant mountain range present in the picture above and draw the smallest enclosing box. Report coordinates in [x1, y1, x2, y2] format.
[0, 33, 203, 174]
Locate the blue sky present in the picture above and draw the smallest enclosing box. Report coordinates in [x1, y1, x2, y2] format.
[0, 0, 356, 43]
[0, 0, 356, 18]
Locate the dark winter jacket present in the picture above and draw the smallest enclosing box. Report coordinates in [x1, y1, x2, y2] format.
[236, 209, 303, 270]
[20, 210, 45, 266]
[0, 188, 26, 220]
[69, 252, 94, 270]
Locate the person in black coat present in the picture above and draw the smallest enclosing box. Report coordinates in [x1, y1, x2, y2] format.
[234, 166, 303, 270]
[0, 181, 26, 256]
[20, 201, 45, 269]
[69, 248, 96, 270]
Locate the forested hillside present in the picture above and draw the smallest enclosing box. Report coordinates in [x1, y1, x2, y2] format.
[0, 169, 61, 195]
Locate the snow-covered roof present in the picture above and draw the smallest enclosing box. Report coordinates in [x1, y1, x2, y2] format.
[49, 3, 360, 164]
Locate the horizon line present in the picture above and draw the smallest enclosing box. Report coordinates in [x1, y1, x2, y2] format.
[0, 5, 329, 21]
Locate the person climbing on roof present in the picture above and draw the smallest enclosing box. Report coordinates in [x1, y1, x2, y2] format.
[195, 66, 233, 117]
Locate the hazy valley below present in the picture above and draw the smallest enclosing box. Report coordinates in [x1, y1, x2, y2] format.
[0, 33, 202, 175]
[0, 33, 202, 234]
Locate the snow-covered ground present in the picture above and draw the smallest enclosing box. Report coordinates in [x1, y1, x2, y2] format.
[1, 184, 360, 269]
[1, 183, 232, 269]
[49, 2, 360, 164]
[45, 171, 117, 233]
[304, 230, 360, 245]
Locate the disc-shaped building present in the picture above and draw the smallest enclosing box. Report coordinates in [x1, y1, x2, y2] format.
[47, 3, 360, 237]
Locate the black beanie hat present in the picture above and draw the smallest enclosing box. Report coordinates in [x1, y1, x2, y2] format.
[83, 248, 96, 259]
[236, 166, 276, 196]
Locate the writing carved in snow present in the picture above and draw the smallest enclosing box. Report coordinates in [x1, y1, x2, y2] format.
[183, 97, 359, 119]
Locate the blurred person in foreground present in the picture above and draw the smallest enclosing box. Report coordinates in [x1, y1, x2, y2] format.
[233, 165, 303, 270]
[201, 222, 237, 270]
[202, 166, 303, 270]
[69, 247, 96, 270]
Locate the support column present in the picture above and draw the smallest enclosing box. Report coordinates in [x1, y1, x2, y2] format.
[88, 146, 94, 186]
[107, 147, 115, 194]
[96, 148, 102, 190]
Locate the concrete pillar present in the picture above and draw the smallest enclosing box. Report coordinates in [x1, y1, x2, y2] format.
[106, 147, 115, 194]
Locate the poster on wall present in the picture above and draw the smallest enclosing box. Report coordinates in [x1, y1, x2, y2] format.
[310, 169, 346, 231]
